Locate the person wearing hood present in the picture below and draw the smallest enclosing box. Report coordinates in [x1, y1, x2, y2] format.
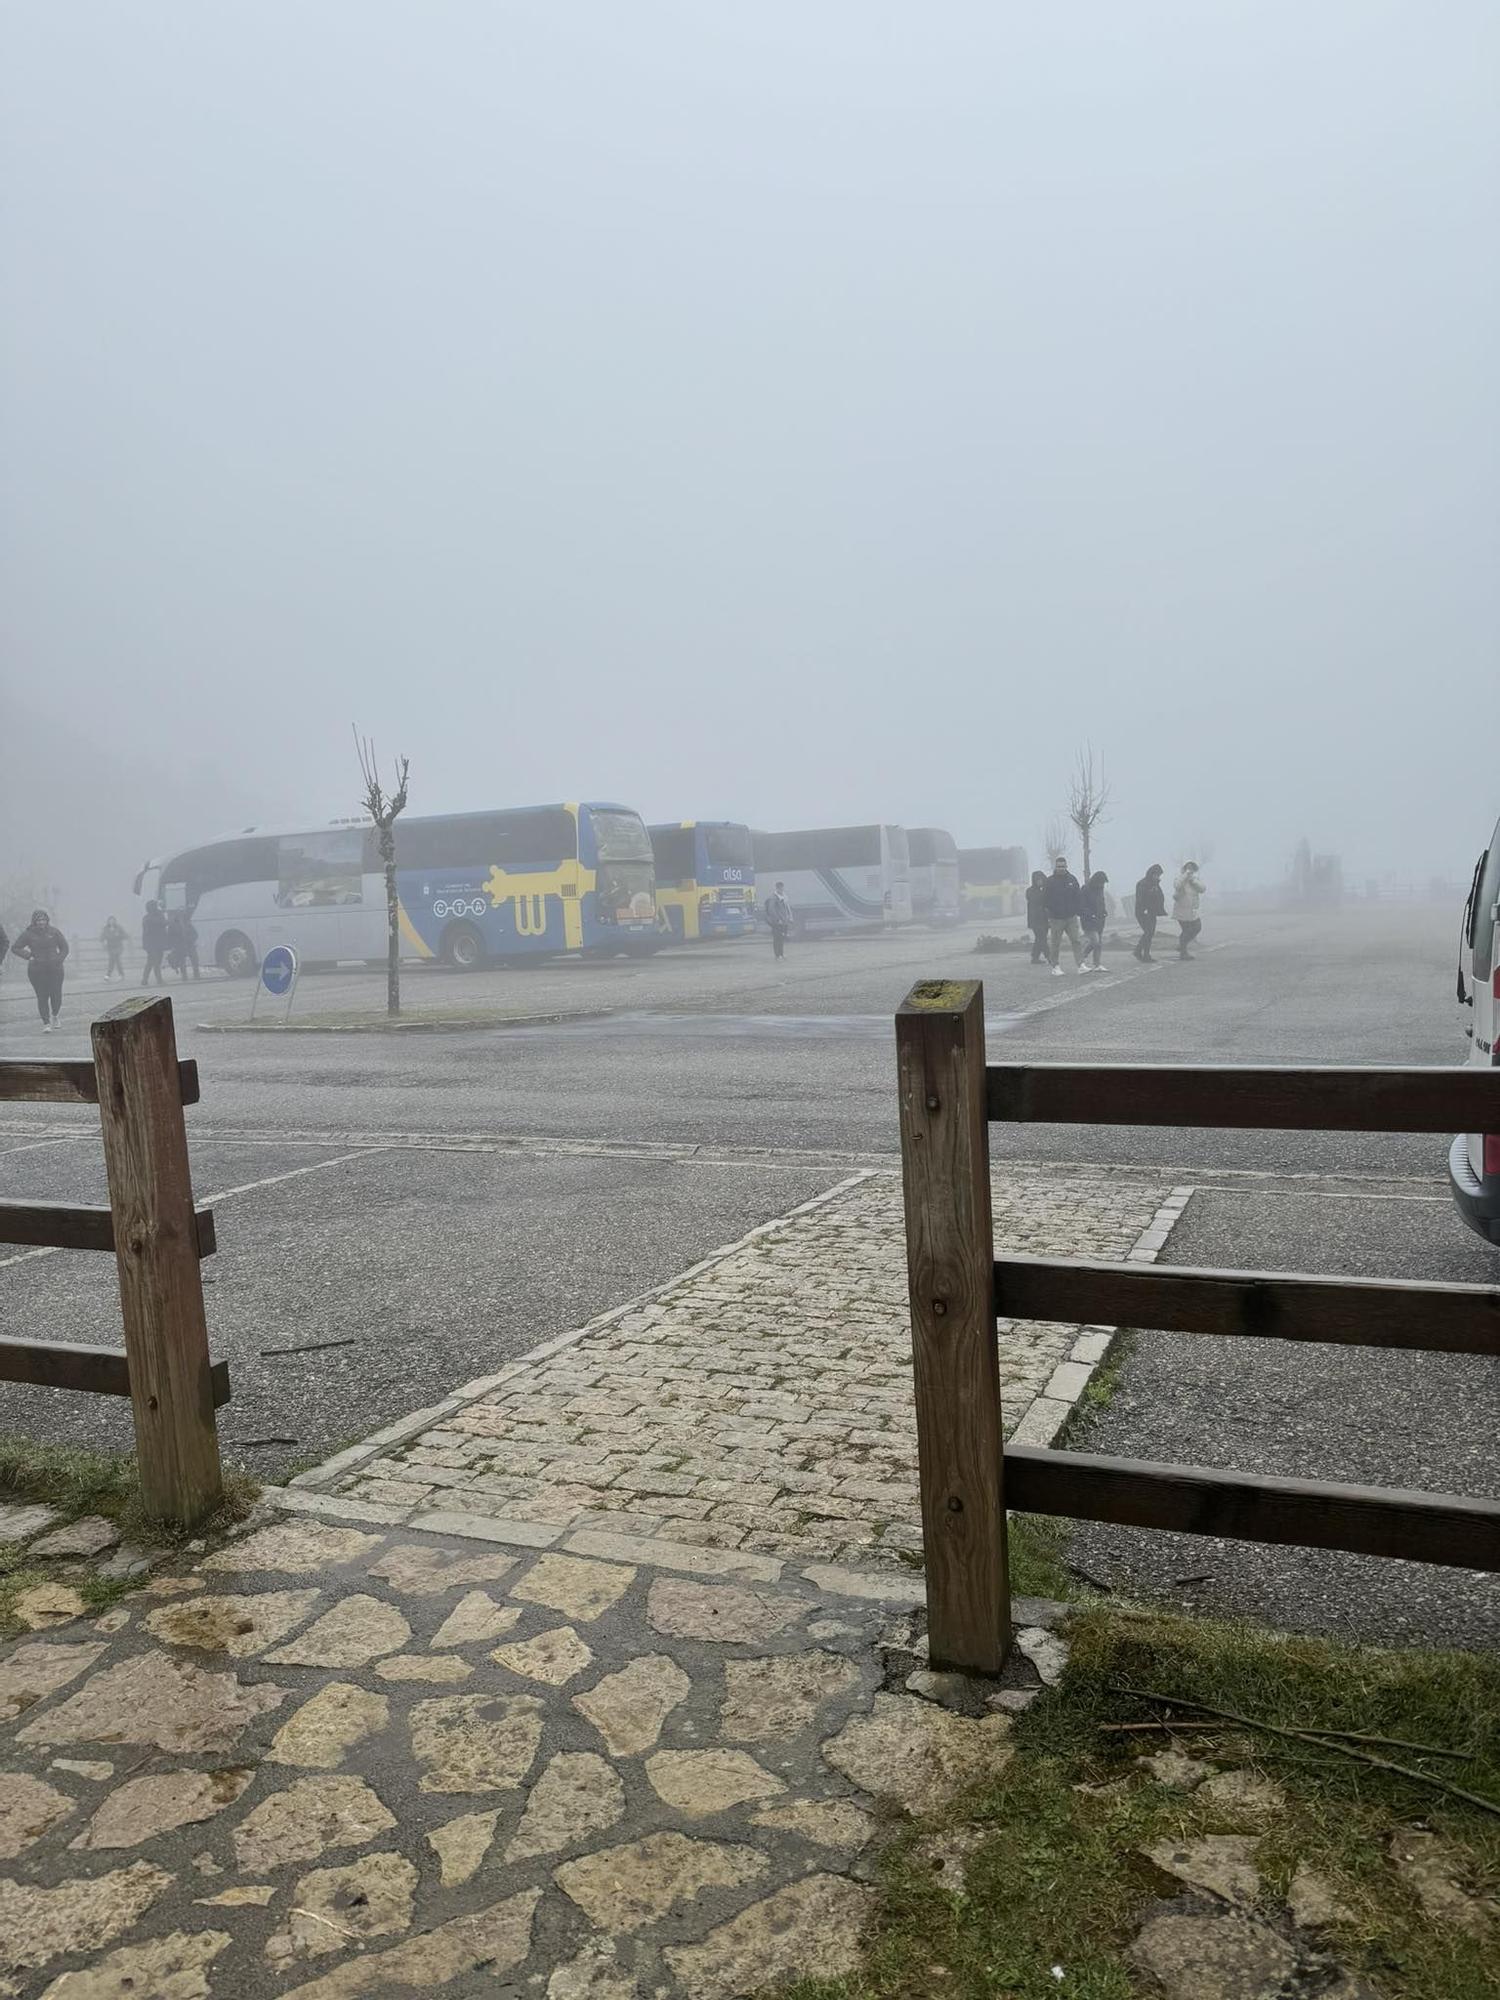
[10, 909, 70, 1031]
[1133, 864, 1166, 963]
[1043, 855, 1085, 975]
[1024, 870, 1049, 964]
[1079, 870, 1109, 971]
[100, 915, 128, 980]
[1173, 861, 1207, 959]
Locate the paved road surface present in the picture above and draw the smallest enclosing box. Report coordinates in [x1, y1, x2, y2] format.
[3, 904, 1495, 1647]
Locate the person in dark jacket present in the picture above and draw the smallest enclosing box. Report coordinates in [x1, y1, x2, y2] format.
[1024, 870, 1049, 964]
[141, 901, 168, 986]
[1043, 856, 1084, 974]
[100, 916, 128, 980]
[10, 909, 70, 1030]
[1079, 871, 1109, 971]
[1133, 864, 1166, 963]
[0, 922, 8, 972]
[166, 908, 201, 980]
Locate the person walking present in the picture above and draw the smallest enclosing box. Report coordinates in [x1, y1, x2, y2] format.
[1133, 864, 1166, 963]
[0, 921, 8, 976]
[763, 881, 794, 960]
[1079, 870, 1109, 971]
[165, 908, 201, 979]
[100, 916, 127, 980]
[1173, 860, 1207, 959]
[1025, 869, 1049, 964]
[140, 900, 168, 985]
[1043, 855, 1085, 975]
[10, 909, 69, 1031]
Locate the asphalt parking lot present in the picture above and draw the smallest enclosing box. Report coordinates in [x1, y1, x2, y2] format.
[2, 902, 1495, 1647]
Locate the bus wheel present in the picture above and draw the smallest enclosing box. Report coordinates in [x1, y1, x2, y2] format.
[442, 922, 486, 971]
[217, 932, 255, 978]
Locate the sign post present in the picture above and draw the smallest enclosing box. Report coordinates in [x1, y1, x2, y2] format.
[251, 946, 299, 1024]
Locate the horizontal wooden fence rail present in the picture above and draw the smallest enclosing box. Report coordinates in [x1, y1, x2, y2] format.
[0, 999, 225, 1527]
[0, 1199, 217, 1258]
[0, 1057, 200, 1107]
[987, 1061, 1500, 1133]
[995, 1254, 1500, 1357]
[0, 1336, 231, 1408]
[897, 981, 1500, 1671]
[1004, 1446, 1500, 1572]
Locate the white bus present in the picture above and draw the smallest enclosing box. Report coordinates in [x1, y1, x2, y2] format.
[750, 824, 912, 935]
[132, 801, 659, 974]
[907, 827, 960, 927]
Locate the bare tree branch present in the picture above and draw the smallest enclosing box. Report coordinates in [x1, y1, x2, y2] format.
[1066, 743, 1113, 879]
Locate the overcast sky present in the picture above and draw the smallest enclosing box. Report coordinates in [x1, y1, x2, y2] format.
[3, 1, 1496, 910]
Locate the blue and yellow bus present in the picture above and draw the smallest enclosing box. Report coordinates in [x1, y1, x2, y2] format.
[649, 822, 757, 941]
[136, 801, 658, 973]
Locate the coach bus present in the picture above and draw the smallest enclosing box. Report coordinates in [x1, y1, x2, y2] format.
[907, 827, 961, 927]
[750, 824, 912, 935]
[959, 844, 1028, 919]
[134, 802, 658, 973]
[649, 822, 757, 941]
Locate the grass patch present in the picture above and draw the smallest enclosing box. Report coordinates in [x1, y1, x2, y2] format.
[1006, 1514, 1075, 1600]
[781, 1607, 1500, 2000]
[0, 1433, 257, 1560]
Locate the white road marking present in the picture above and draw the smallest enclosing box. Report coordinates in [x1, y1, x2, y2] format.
[0, 1149, 382, 1274]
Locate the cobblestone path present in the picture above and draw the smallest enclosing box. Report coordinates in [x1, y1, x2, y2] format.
[292, 1169, 1186, 1572]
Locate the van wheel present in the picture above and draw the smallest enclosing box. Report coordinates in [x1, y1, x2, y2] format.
[217, 932, 255, 978]
[442, 922, 485, 970]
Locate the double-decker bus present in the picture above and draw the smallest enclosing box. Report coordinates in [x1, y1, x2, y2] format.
[134, 802, 658, 973]
[649, 822, 757, 941]
[750, 824, 912, 934]
[907, 827, 961, 927]
[959, 844, 1028, 919]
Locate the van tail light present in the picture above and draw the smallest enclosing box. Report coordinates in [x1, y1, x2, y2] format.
[1485, 1135, 1500, 1176]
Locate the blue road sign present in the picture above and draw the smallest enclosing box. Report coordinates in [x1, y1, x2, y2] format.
[261, 946, 297, 996]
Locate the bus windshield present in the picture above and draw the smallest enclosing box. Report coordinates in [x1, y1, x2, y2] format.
[590, 809, 653, 861]
[704, 824, 753, 871]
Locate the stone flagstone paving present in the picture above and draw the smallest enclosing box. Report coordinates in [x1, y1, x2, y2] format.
[291, 1169, 1184, 1571]
[0, 1513, 1053, 1998]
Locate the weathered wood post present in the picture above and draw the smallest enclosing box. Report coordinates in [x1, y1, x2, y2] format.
[93, 996, 223, 1525]
[896, 980, 1009, 1671]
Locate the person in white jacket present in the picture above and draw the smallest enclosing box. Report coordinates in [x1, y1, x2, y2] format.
[1173, 862, 1206, 960]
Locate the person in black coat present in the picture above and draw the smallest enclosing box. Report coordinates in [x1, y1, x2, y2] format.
[10, 909, 70, 1030]
[1024, 870, 1049, 964]
[1133, 864, 1166, 963]
[1042, 856, 1085, 974]
[141, 901, 168, 986]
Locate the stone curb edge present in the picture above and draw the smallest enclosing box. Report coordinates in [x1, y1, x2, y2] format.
[194, 1008, 614, 1035]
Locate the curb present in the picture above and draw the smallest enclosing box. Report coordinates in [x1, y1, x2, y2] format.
[194, 1008, 614, 1035]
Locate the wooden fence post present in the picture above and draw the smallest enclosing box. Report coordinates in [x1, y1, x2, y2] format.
[93, 997, 223, 1526]
[896, 980, 1009, 1671]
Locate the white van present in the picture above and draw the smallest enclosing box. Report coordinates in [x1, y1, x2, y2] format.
[1450, 811, 1500, 1245]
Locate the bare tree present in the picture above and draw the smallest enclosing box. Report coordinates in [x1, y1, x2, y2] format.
[1066, 744, 1112, 880]
[1041, 815, 1067, 869]
[354, 729, 410, 1018]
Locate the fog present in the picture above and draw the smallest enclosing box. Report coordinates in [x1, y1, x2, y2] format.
[3, 1, 1496, 923]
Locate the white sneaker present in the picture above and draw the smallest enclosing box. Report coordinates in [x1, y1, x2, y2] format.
[42, 1022, 52, 1034]
[1050, 965, 1065, 977]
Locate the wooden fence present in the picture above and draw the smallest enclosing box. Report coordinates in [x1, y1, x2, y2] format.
[896, 978, 1500, 1673]
[0, 996, 227, 1526]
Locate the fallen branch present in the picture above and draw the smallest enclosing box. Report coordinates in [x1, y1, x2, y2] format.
[1111, 1685, 1500, 1821]
[260, 1338, 357, 1358]
[1099, 1719, 1471, 1761]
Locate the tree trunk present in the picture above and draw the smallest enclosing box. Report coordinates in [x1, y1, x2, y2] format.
[382, 830, 400, 1018]
[1082, 827, 1092, 879]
